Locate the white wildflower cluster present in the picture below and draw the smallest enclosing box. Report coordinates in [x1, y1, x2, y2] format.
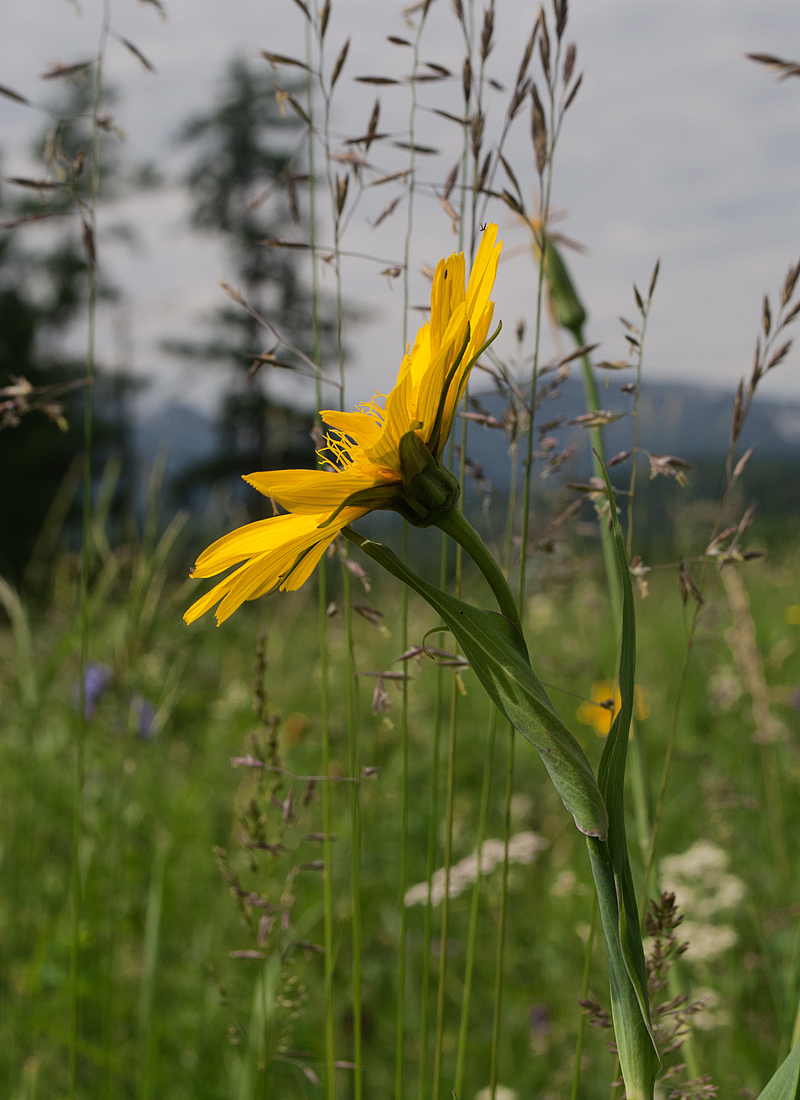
[404, 831, 548, 908]
[660, 840, 745, 963]
[475, 1087, 518, 1100]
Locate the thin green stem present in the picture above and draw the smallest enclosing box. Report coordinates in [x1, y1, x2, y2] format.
[625, 306, 650, 561]
[488, 43, 560, 1100]
[418, 537, 449, 1100]
[433, 365, 471, 1098]
[344, 565, 363, 1100]
[489, 723, 515, 1098]
[395, 527, 410, 1100]
[575, 341, 621, 624]
[432, 676, 459, 1100]
[397, 9, 429, 1091]
[575, 342, 650, 860]
[455, 706, 497, 1095]
[305, 18, 336, 1094]
[570, 893, 597, 1100]
[69, 8, 108, 1094]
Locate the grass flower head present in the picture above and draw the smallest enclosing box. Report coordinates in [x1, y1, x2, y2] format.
[185, 225, 502, 625]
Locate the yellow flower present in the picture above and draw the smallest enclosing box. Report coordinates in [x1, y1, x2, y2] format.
[185, 224, 503, 626]
[576, 680, 650, 738]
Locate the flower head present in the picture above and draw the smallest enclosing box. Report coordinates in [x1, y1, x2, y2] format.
[185, 225, 502, 626]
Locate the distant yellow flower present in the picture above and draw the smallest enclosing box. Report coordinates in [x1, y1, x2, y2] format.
[185, 225, 502, 626]
[576, 680, 650, 738]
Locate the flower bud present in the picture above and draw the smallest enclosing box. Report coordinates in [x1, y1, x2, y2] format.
[395, 431, 461, 527]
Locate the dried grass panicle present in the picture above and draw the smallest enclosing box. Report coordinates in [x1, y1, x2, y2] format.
[746, 51, 800, 80]
[641, 892, 718, 1086]
[667, 1077, 718, 1100]
[722, 261, 800, 489]
[217, 632, 325, 1067]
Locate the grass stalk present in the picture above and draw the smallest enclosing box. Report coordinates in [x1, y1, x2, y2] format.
[138, 835, 170, 1100]
[489, 724, 515, 1099]
[570, 893, 597, 1100]
[488, 40, 561, 1100]
[344, 566, 363, 1099]
[394, 525, 410, 1099]
[454, 705, 497, 1096]
[417, 539, 449, 1100]
[575, 340, 652, 861]
[305, 15, 337, 1095]
[396, 8, 430, 1090]
[69, 7, 109, 1093]
[432, 676, 459, 1099]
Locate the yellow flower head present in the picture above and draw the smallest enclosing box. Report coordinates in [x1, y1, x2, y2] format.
[576, 681, 650, 738]
[185, 225, 503, 626]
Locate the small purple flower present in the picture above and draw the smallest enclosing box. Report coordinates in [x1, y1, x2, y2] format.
[73, 662, 112, 718]
[133, 694, 158, 739]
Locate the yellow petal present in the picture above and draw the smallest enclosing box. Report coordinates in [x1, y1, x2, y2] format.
[466, 223, 501, 318]
[320, 409, 382, 449]
[244, 468, 372, 514]
[405, 323, 431, 392]
[190, 513, 318, 578]
[415, 301, 468, 440]
[365, 365, 416, 472]
[430, 251, 466, 352]
[183, 560, 252, 624]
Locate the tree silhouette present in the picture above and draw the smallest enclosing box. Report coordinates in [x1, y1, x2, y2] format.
[0, 74, 141, 585]
[172, 57, 337, 502]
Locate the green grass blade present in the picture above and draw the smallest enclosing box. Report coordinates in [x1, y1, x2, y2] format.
[586, 460, 658, 1096]
[138, 834, 170, 1100]
[758, 1036, 800, 1100]
[0, 577, 36, 709]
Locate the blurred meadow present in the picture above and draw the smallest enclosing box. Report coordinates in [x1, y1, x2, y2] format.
[1, 2, 799, 1099]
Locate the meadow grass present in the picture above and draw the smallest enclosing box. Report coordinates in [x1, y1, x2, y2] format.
[3, 1, 799, 1096]
[1, 523, 798, 1097]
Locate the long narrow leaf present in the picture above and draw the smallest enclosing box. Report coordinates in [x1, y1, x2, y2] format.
[758, 1036, 800, 1100]
[343, 527, 608, 840]
[587, 461, 658, 1095]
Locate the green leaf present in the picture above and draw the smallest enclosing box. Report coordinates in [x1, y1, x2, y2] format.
[343, 528, 608, 840]
[759, 1037, 800, 1100]
[587, 460, 659, 1093]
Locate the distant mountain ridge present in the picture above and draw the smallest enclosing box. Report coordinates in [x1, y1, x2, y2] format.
[133, 378, 800, 497]
[460, 375, 800, 490]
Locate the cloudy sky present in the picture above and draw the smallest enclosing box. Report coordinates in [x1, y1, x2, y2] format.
[1, 0, 798, 418]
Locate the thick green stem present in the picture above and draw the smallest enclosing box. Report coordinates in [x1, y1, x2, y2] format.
[435, 509, 521, 633]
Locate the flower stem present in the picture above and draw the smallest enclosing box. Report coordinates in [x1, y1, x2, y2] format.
[417, 535, 449, 1100]
[435, 509, 521, 633]
[344, 564, 363, 1099]
[305, 17, 336, 1092]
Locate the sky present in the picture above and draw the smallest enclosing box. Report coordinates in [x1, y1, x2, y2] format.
[1, 0, 799, 420]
